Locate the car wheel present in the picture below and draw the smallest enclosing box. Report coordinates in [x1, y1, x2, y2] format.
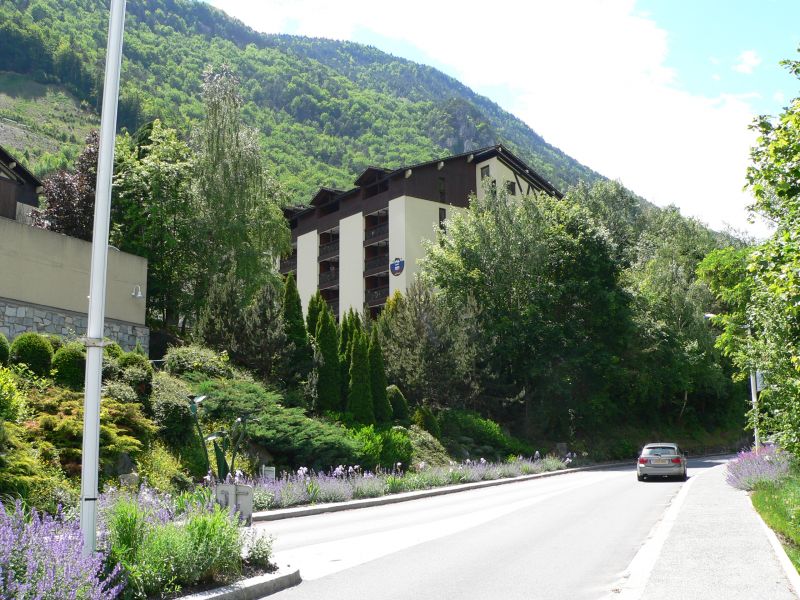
[681, 469, 687, 481]
[637, 473, 644, 482]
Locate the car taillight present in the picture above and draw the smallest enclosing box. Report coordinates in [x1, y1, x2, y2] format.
[671, 458, 682, 464]
[638, 458, 648, 464]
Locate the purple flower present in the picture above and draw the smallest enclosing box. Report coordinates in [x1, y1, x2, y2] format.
[726, 444, 790, 490]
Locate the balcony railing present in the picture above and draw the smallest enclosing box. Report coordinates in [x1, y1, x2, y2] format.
[319, 269, 339, 286]
[280, 256, 297, 272]
[319, 240, 339, 260]
[364, 255, 389, 272]
[365, 286, 389, 304]
[365, 223, 388, 241]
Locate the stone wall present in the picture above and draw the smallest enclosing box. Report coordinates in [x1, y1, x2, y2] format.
[0, 296, 149, 353]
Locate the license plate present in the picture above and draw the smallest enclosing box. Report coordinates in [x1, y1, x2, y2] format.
[653, 459, 668, 465]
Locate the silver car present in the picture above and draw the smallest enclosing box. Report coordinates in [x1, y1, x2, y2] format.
[636, 442, 687, 481]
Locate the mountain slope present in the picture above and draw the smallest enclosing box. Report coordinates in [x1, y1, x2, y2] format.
[0, 0, 601, 201]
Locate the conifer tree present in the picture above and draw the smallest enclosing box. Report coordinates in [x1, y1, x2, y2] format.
[238, 281, 285, 379]
[196, 267, 245, 353]
[338, 310, 353, 408]
[282, 273, 311, 381]
[306, 292, 324, 340]
[314, 306, 340, 413]
[347, 330, 374, 424]
[369, 327, 392, 423]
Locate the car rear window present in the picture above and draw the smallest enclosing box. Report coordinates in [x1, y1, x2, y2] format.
[642, 446, 676, 456]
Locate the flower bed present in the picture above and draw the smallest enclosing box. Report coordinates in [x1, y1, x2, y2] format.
[249, 456, 568, 511]
[726, 444, 791, 491]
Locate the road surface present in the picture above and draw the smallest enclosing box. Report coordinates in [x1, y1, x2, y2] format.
[256, 458, 725, 600]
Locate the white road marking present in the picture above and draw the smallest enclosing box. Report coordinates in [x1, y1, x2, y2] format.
[604, 467, 704, 599]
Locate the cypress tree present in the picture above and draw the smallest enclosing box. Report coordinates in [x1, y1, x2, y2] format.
[369, 327, 392, 423]
[347, 330, 374, 424]
[282, 273, 311, 381]
[314, 307, 340, 413]
[338, 310, 352, 408]
[306, 292, 324, 340]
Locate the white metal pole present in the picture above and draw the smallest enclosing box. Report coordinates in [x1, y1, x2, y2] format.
[749, 368, 760, 450]
[80, 0, 126, 555]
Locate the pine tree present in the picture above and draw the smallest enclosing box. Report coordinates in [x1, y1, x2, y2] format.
[196, 267, 245, 353]
[238, 281, 285, 379]
[314, 307, 340, 413]
[306, 292, 324, 340]
[347, 330, 374, 424]
[369, 327, 392, 423]
[282, 273, 311, 382]
[338, 310, 353, 409]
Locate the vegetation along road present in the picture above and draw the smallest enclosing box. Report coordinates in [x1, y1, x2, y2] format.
[257, 458, 725, 600]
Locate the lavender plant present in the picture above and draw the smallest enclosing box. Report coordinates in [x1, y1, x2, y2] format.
[0, 501, 124, 599]
[726, 445, 791, 491]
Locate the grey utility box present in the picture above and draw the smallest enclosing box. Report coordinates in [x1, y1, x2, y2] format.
[215, 484, 254, 525]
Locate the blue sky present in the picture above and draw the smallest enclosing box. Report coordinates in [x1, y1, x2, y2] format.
[209, 0, 800, 236]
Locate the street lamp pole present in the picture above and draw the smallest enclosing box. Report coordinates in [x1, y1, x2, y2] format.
[79, 0, 126, 555]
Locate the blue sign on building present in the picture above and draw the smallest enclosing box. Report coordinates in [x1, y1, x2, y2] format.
[390, 257, 405, 276]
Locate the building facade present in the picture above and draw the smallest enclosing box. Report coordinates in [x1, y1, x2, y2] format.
[281, 144, 561, 318]
[0, 146, 150, 352]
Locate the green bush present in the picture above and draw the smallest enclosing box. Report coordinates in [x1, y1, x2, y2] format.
[407, 425, 451, 466]
[42, 334, 64, 354]
[198, 379, 361, 470]
[0, 332, 10, 366]
[10, 332, 54, 376]
[107, 499, 243, 598]
[0, 421, 51, 499]
[118, 351, 153, 374]
[52, 342, 86, 389]
[103, 381, 138, 404]
[122, 365, 154, 410]
[351, 425, 383, 469]
[0, 367, 24, 422]
[137, 442, 192, 493]
[164, 345, 233, 379]
[412, 405, 441, 439]
[102, 355, 122, 382]
[380, 427, 413, 470]
[104, 341, 124, 359]
[28, 389, 156, 475]
[387, 385, 409, 423]
[439, 409, 531, 457]
[151, 372, 194, 447]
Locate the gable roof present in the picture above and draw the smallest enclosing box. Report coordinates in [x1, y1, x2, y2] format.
[0, 145, 42, 190]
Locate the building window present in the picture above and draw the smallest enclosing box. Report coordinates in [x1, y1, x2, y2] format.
[439, 207, 447, 232]
[437, 177, 446, 202]
[480, 165, 490, 180]
[505, 181, 516, 196]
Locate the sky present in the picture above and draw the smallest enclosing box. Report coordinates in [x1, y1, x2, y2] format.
[207, 0, 800, 238]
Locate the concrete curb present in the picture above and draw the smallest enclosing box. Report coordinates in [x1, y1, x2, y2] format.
[750, 496, 800, 598]
[178, 566, 301, 600]
[252, 460, 633, 523]
[252, 453, 734, 523]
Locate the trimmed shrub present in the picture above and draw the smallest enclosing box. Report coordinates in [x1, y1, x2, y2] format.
[439, 409, 532, 457]
[122, 365, 154, 411]
[151, 372, 195, 447]
[164, 344, 232, 379]
[380, 427, 414, 470]
[42, 333, 64, 354]
[103, 341, 124, 359]
[387, 385, 409, 423]
[10, 332, 54, 376]
[118, 351, 153, 374]
[351, 425, 383, 469]
[0, 332, 9, 366]
[0, 367, 24, 422]
[52, 342, 86, 390]
[412, 405, 440, 439]
[408, 425, 451, 467]
[102, 381, 138, 404]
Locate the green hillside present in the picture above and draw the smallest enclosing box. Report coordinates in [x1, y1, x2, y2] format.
[0, 0, 601, 200]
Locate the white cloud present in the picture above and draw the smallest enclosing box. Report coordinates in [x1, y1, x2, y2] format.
[774, 90, 786, 104]
[733, 50, 762, 75]
[209, 0, 767, 237]
[712, 74, 721, 81]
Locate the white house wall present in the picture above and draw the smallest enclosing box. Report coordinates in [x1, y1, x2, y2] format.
[338, 212, 364, 318]
[296, 230, 318, 313]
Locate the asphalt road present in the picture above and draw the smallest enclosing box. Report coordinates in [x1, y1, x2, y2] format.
[256, 458, 725, 600]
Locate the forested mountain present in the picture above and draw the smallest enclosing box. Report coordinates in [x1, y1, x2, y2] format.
[0, 0, 601, 200]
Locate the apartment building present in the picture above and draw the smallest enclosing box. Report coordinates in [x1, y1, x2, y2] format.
[280, 144, 561, 318]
